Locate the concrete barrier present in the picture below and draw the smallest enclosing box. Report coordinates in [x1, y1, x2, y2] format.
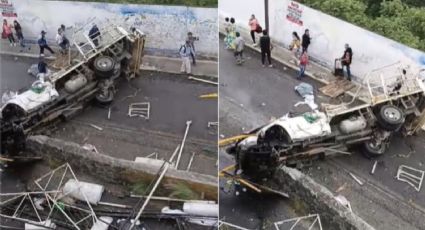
[266, 166, 375, 230]
[26, 135, 217, 200]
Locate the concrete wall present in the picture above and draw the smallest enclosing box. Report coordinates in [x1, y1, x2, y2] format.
[267, 166, 375, 230]
[26, 135, 217, 200]
[1, 0, 218, 59]
[219, 0, 425, 78]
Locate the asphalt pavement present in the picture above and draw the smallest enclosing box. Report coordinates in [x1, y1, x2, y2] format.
[218, 38, 425, 230]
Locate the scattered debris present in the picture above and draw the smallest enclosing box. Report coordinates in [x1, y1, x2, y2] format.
[274, 214, 322, 230]
[188, 76, 218, 85]
[186, 152, 196, 171]
[107, 107, 111, 120]
[396, 165, 424, 192]
[62, 179, 105, 205]
[319, 79, 355, 98]
[145, 152, 158, 159]
[176, 121, 192, 169]
[199, 93, 218, 99]
[335, 183, 347, 193]
[119, 87, 141, 102]
[207, 121, 218, 128]
[128, 102, 150, 119]
[335, 195, 352, 212]
[294, 82, 318, 110]
[261, 102, 266, 106]
[219, 220, 251, 230]
[90, 124, 103, 131]
[349, 172, 364, 185]
[83, 143, 99, 153]
[371, 160, 378, 175]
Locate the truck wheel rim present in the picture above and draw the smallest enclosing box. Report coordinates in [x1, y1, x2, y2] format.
[384, 107, 401, 121]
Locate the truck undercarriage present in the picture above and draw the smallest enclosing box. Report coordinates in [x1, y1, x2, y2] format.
[1, 21, 145, 156]
[226, 63, 425, 182]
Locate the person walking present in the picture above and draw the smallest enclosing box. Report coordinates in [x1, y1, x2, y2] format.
[290, 31, 301, 59]
[248, 14, 259, 45]
[233, 32, 245, 65]
[38, 30, 55, 55]
[341, 43, 353, 81]
[179, 39, 194, 74]
[2, 19, 16, 46]
[13, 20, 25, 49]
[56, 28, 69, 54]
[301, 29, 311, 52]
[260, 29, 272, 67]
[298, 50, 309, 79]
[225, 18, 236, 49]
[187, 32, 198, 65]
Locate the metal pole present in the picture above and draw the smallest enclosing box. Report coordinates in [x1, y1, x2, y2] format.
[175, 120, 192, 169]
[265, 0, 269, 33]
[129, 145, 180, 230]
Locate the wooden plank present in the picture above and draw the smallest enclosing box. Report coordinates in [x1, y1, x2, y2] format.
[320, 79, 355, 98]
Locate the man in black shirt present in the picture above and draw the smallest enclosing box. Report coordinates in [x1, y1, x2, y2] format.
[301, 29, 311, 52]
[341, 43, 353, 81]
[260, 29, 272, 67]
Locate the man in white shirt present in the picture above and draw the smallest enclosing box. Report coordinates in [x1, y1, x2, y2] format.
[233, 32, 245, 64]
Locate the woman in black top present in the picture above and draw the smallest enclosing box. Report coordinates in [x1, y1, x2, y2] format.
[13, 20, 25, 48]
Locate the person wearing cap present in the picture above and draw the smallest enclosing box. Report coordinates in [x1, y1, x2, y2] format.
[341, 43, 353, 81]
[38, 30, 55, 55]
[179, 39, 194, 74]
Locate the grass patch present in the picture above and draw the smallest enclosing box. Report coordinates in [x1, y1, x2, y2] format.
[130, 181, 149, 195]
[166, 182, 200, 200]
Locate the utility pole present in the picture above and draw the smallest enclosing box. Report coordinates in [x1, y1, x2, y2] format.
[265, 0, 269, 33]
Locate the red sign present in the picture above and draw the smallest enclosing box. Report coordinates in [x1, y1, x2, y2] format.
[286, 1, 303, 26]
[0, 0, 17, 17]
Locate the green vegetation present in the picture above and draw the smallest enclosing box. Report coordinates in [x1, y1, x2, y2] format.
[130, 181, 149, 195]
[298, 0, 425, 51]
[63, 0, 217, 7]
[167, 182, 200, 200]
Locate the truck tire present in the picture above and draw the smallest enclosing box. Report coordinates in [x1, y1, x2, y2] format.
[94, 56, 115, 78]
[362, 139, 387, 158]
[376, 105, 405, 131]
[95, 88, 114, 106]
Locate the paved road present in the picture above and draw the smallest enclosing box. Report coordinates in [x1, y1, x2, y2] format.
[0, 55, 36, 99]
[219, 39, 425, 230]
[219, 40, 306, 229]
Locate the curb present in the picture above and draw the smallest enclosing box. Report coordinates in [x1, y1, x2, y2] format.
[0, 50, 218, 78]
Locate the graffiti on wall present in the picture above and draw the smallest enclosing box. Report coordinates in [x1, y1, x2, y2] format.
[0, 0, 17, 17]
[2, 0, 217, 58]
[286, 1, 303, 26]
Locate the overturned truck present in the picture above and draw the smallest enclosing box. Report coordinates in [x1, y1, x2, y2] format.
[1, 22, 145, 155]
[228, 63, 425, 181]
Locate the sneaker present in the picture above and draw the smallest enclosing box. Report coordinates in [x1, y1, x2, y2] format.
[13, 43, 16, 47]
[262, 65, 265, 67]
[9, 43, 13, 47]
[268, 65, 273, 68]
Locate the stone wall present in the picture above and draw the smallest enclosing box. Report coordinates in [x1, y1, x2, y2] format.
[26, 135, 217, 200]
[267, 166, 375, 230]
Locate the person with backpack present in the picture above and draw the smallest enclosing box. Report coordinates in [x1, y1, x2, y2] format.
[13, 20, 25, 49]
[233, 32, 245, 65]
[260, 29, 273, 67]
[180, 39, 194, 74]
[301, 29, 311, 52]
[2, 19, 16, 46]
[187, 32, 199, 65]
[38, 30, 55, 55]
[298, 50, 309, 79]
[341, 43, 353, 81]
[248, 14, 260, 45]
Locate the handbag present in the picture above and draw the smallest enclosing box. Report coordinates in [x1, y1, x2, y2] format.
[1, 30, 7, 39]
[255, 24, 262, 33]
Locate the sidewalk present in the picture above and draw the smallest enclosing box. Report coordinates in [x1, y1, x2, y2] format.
[0, 40, 218, 78]
[219, 26, 352, 85]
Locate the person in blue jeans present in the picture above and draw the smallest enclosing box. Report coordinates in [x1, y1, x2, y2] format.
[298, 50, 309, 78]
[341, 43, 353, 81]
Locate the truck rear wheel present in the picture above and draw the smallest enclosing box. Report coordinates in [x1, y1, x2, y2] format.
[362, 139, 387, 158]
[377, 105, 405, 131]
[94, 56, 115, 78]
